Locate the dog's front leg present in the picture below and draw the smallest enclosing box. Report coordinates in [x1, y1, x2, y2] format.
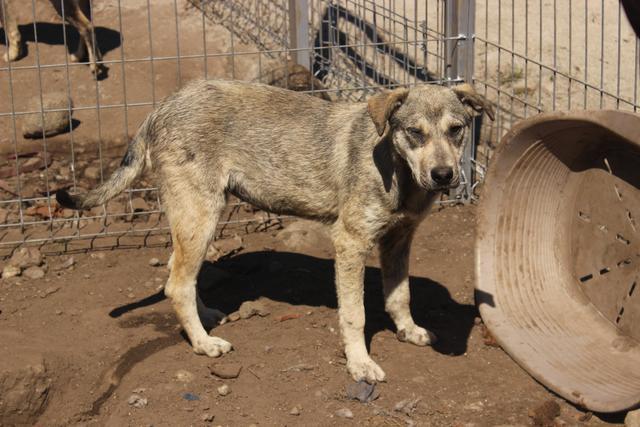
[333, 224, 385, 383]
[380, 226, 437, 346]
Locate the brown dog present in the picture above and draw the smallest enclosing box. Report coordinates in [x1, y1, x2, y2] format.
[57, 80, 493, 383]
[1, 0, 105, 78]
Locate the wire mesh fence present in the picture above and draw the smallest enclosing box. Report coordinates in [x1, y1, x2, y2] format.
[0, 0, 637, 254]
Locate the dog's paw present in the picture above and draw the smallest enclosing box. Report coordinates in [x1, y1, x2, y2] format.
[347, 356, 386, 383]
[396, 325, 437, 346]
[193, 336, 233, 357]
[4, 47, 21, 62]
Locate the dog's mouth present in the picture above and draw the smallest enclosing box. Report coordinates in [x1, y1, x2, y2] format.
[419, 178, 460, 192]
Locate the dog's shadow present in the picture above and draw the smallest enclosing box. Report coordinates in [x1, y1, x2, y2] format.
[198, 251, 477, 356]
[0, 22, 120, 77]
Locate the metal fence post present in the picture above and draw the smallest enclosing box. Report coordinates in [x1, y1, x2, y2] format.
[288, 0, 310, 68]
[445, 0, 476, 202]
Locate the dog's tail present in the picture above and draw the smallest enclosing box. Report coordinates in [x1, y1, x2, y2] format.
[56, 117, 152, 210]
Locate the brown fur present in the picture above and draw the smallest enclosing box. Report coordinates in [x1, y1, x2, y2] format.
[56, 80, 493, 383]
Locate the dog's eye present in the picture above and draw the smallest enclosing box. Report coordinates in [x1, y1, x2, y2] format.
[405, 127, 422, 138]
[449, 124, 464, 136]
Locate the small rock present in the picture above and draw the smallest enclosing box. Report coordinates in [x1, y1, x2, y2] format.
[90, 252, 106, 260]
[335, 408, 353, 419]
[626, 409, 640, 427]
[529, 400, 560, 426]
[394, 397, 421, 416]
[281, 363, 315, 373]
[84, 166, 100, 180]
[182, 392, 200, 401]
[346, 380, 379, 403]
[55, 310, 63, 315]
[40, 286, 60, 298]
[289, 405, 301, 416]
[10, 247, 43, 269]
[238, 300, 270, 319]
[217, 384, 231, 396]
[174, 369, 195, 383]
[22, 93, 73, 139]
[58, 256, 75, 270]
[148, 257, 161, 267]
[227, 311, 241, 322]
[2, 264, 21, 279]
[23, 266, 45, 280]
[127, 393, 148, 408]
[209, 363, 242, 379]
[207, 235, 244, 261]
[201, 413, 215, 423]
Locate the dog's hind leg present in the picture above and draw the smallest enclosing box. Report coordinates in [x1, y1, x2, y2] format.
[61, 0, 106, 78]
[379, 225, 437, 346]
[164, 188, 232, 357]
[0, 0, 24, 62]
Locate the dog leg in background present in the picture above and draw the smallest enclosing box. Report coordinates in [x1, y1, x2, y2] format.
[61, 0, 105, 78]
[163, 187, 232, 357]
[332, 221, 386, 383]
[0, 0, 23, 62]
[380, 226, 437, 346]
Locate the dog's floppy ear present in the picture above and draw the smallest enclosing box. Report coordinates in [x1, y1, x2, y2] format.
[452, 83, 495, 121]
[367, 88, 409, 136]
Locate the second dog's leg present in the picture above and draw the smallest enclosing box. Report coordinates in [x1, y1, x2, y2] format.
[333, 223, 385, 383]
[62, 0, 105, 77]
[164, 191, 232, 357]
[1, 0, 24, 62]
[379, 226, 437, 346]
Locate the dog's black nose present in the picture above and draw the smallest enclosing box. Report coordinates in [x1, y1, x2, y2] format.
[430, 167, 454, 185]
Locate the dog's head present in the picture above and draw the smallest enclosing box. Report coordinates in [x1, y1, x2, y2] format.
[367, 83, 494, 191]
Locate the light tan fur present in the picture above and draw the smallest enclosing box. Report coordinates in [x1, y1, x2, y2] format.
[0, 0, 106, 78]
[57, 80, 493, 383]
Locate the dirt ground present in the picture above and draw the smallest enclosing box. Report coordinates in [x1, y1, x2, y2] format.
[0, 205, 627, 426]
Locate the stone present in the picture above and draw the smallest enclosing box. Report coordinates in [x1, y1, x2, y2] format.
[289, 405, 301, 416]
[174, 369, 195, 383]
[238, 300, 270, 319]
[148, 257, 161, 267]
[83, 166, 101, 180]
[22, 93, 73, 139]
[207, 235, 244, 261]
[217, 384, 231, 396]
[626, 409, 640, 427]
[23, 266, 45, 280]
[227, 311, 241, 322]
[56, 257, 75, 270]
[346, 380, 379, 403]
[201, 413, 215, 422]
[0, 344, 51, 425]
[209, 363, 242, 379]
[10, 247, 43, 269]
[335, 408, 353, 419]
[394, 397, 421, 416]
[529, 400, 560, 426]
[127, 393, 148, 408]
[2, 264, 21, 279]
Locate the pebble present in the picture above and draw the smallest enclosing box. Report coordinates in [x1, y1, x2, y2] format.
[394, 397, 421, 416]
[238, 300, 270, 319]
[227, 311, 241, 322]
[22, 93, 73, 138]
[10, 247, 43, 269]
[182, 392, 200, 401]
[289, 405, 301, 416]
[2, 264, 21, 279]
[217, 384, 231, 396]
[346, 380, 379, 403]
[528, 400, 560, 426]
[40, 286, 60, 298]
[84, 166, 100, 180]
[148, 257, 161, 267]
[23, 266, 45, 280]
[56, 256, 75, 271]
[174, 369, 195, 383]
[127, 393, 148, 408]
[201, 413, 215, 423]
[335, 408, 353, 419]
[209, 362, 242, 379]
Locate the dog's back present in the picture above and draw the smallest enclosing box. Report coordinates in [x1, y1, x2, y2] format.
[147, 80, 377, 222]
